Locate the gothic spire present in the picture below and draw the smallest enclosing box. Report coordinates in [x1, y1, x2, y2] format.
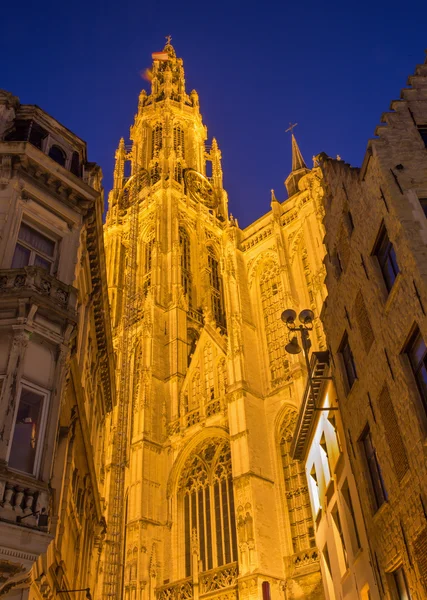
[285, 132, 310, 198]
[291, 133, 307, 172]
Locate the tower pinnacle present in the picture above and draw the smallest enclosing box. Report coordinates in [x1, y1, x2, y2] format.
[284, 129, 310, 197]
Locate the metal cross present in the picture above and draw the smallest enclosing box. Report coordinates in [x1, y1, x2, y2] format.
[165, 34, 172, 45]
[285, 122, 298, 134]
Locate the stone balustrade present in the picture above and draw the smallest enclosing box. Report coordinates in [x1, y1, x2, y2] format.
[156, 562, 238, 600]
[0, 266, 77, 314]
[0, 477, 50, 529]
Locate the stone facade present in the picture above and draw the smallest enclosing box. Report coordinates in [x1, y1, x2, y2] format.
[319, 53, 427, 599]
[103, 41, 328, 600]
[0, 92, 115, 599]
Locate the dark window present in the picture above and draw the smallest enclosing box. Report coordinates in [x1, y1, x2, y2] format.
[419, 198, 427, 218]
[341, 479, 361, 552]
[340, 333, 357, 389]
[70, 151, 81, 176]
[179, 228, 192, 306]
[11, 222, 55, 272]
[29, 123, 49, 150]
[418, 126, 427, 148]
[9, 386, 45, 474]
[360, 427, 388, 511]
[373, 225, 399, 292]
[48, 145, 67, 167]
[392, 567, 412, 599]
[207, 246, 226, 329]
[406, 327, 427, 413]
[331, 503, 348, 568]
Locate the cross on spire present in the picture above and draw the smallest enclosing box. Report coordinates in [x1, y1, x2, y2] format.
[285, 122, 298, 135]
[165, 34, 172, 45]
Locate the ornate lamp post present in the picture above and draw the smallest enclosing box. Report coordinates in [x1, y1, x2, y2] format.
[281, 308, 335, 411]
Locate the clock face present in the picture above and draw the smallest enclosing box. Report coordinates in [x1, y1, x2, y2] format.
[184, 169, 219, 208]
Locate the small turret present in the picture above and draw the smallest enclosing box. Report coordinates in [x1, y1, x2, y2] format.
[285, 133, 310, 197]
[113, 137, 126, 190]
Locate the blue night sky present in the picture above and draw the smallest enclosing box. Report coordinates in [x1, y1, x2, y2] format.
[2, 0, 426, 228]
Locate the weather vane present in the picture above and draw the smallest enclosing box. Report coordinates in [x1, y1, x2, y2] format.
[285, 122, 298, 134]
[165, 34, 172, 45]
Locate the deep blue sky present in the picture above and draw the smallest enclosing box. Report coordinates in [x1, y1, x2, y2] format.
[2, 1, 426, 228]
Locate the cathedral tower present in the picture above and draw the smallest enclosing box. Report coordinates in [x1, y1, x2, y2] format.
[104, 40, 327, 600]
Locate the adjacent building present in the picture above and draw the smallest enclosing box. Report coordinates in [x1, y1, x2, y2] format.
[0, 91, 115, 599]
[319, 53, 427, 599]
[291, 351, 380, 600]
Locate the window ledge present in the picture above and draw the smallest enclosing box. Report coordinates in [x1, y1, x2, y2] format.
[372, 500, 390, 522]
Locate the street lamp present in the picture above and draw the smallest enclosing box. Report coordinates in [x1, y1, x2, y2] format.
[281, 308, 335, 411]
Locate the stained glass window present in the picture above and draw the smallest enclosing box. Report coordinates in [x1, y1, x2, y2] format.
[179, 439, 237, 576]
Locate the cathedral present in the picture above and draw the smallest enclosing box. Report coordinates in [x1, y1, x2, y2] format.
[103, 38, 327, 600]
[1, 39, 427, 600]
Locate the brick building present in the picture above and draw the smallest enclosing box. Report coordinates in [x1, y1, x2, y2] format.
[319, 53, 427, 599]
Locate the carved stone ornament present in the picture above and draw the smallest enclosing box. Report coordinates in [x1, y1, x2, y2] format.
[0, 90, 19, 140]
[184, 169, 219, 208]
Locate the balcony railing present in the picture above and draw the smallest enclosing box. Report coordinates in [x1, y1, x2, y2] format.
[0, 267, 77, 315]
[0, 478, 50, 529]
[156, 562, 238, 600]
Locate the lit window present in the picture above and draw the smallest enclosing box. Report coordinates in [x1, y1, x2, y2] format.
[360, 426, 387, 511]
[339, 333, 357, 390]
[319, 433, 331, 485]
[8, 384, 48, 475]
[405, 326, 427, 414]
[418, 126, 427, 148]
[373, 225, 399, 292]
[12, 222, 56, 272]
[308, 464, 321, 516]
[392, 567, 412, 599]
[48, 144, 67, 167]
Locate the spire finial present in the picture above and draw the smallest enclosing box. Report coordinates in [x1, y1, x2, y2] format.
[286, 124, 307, 172]
[285, 122, 298, 135]
[165, 34, 172, 45]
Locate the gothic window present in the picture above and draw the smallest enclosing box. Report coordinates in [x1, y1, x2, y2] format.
[207, 246, 226, 329]
[174, 162, 183, 183]
[151, 124, 163, 158]
[280, 410, 316, 553]
[143, 232, 154, 296]
[178, 439, 238, 576]
[179, 228, 192, 306]
[150, 162, 161, 184]
[259, 262, 288, 384]
[173, 125, 185, 157]
[204, 344, 214, 401]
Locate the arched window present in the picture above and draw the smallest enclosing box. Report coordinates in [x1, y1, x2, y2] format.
[70, 151, 80, 176]
[259, 261, 289, 384]
[143, 232, 155, 296]
[151, 124, 163, 159]
[280, 410, 316, 553]
[207, 246, 226, 329]
[179, 228, 192, 306]
[48, 144, 67, 167]
[173, 125, 185, 157]
[178, 438, 237, 576]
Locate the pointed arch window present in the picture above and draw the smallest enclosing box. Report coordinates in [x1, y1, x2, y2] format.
[207, 246, 226, 329]
[151, 124, 163, 159]
[259, 262, 288, 384]
[179, 227, 192, 306]
[143, 231, 155, 296]
[280, 411, 316, 553]
[174, 125, 185, 157]
[204, 344, 214, 401]
[174, 162, 183, 183]
[179, 439, 237, 577]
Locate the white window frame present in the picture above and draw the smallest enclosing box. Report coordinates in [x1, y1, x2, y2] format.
[12, 219, 59, 275]
[7, 379, 50, 477]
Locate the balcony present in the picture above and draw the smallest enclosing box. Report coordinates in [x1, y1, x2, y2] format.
[0, 266, 77, 319]
[156, 562, 238, 600]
